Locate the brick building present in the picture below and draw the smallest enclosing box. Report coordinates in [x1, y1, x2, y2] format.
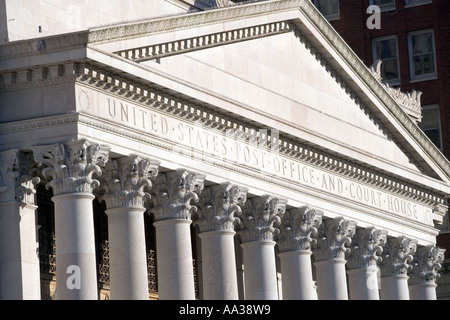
[312, 0, 450, 298]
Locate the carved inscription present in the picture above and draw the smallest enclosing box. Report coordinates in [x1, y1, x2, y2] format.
[77, 86, 433, 225]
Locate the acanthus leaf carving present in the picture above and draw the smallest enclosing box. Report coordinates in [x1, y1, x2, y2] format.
[238, 195, 287, 242]
[31, 139, 111, 195]
[0, 149, 40, 204]
[347, 227, 388, 269]
[409, 244, 445, 285]
[370, 60, 422, 122]
[379, 235, 417, 277]
[277, 205, 324, 252]
[149, 169, 205, 221]
[98, 154, 160, 209]
[314, 217, 357, 261]
[194, 182, 248, 232]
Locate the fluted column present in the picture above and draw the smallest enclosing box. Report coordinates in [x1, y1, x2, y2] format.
[379, 236, 417, 300]
[0, 150, 41, 300]
[32, 139, 111, 300]
[150, 169, 205, 300]
[347, 227, 388, 300]
[277, 206, 323, 300]
[99, 155, 160, 300]
[194, 182, 248, 300]
[409, 245, 445, 300]
[238, 195, 287, 300]
[313, 217, 357, 300]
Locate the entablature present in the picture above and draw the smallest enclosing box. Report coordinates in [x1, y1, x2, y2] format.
[2, 60, 446, 215]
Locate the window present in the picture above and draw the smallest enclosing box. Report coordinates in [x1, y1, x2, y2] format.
[372, 35, 400, 85]
[405, 0, 432, 8]
[314, 0, 340, 21]
[408, 29, 437, 81]
[419, 104, 442, 150]
[370, 0, 395, 11]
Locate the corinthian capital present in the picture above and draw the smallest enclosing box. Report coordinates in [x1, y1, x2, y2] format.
[194, 182, 248, 232]
[0, 149, 40, 204]
[31, 139, 111, 195]
[149, 169, 205, 221]
[379, 236, 417, 277]
[238, 195, 288, 243]
[277, 206, 323, 252]
[99, 154, 160, 209]
[409, 245, 445, 285]
[314, 217, 357, 261]
[347, 227, 388, 269]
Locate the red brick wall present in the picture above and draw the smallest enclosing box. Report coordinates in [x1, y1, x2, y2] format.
[323, 0, 450, 158]
[311, 0, 450, 255]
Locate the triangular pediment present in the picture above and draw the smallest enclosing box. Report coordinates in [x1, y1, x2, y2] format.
[82, 0, 450, 185]
[2, 0, 447, 189]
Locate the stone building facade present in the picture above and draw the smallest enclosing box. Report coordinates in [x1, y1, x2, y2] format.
[0, 0, 448, 300]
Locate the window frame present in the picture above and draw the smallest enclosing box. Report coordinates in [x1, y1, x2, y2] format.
[405, 0, 432, 8]
[314, 0, 340, 21]
[369, 0, 396, 12]
[371, 34, 401, 86]
[407, 29, 438, 82]
[419, 104, 443, 151]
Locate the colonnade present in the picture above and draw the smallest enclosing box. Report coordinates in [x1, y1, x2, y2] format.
[0, 140, 445, 300]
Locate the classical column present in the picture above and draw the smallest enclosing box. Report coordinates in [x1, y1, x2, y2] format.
[238, 195, 287, 300]
[313, 217, 357, 300]
[194, 182, 248, 300]
[0, 150, 41, 300]
[409, 244, 445, 300]
[150, 169, 205, 300]
[32, 139, 110, 300]
[277, 206, 323, 300]
[99, 155, 160, 300]
[379, 236, 417, 300]
[346, 227, 387, 300]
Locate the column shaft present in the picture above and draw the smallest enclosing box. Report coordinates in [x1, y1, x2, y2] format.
[380, 274, 410, 300]
[409, 283, 437, 300]
[347, 266, 380, 300]
[53, 193, 98, 300]
[315, 258, 348, 300]
[0, 202, 40, 300]
[241, 240, 278, 300]
[154, 219, 196, 300]
[279, 250, 317, 300]
[107, 206, 149, 300]
[199, 230, 239, 300]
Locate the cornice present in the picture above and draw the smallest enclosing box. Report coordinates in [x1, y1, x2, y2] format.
[115, 20, 291, 62]
[87, 0, 299, 44]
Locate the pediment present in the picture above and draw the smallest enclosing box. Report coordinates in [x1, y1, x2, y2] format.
[1, 0, 449, 189]
[81, 0, 450, 186]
